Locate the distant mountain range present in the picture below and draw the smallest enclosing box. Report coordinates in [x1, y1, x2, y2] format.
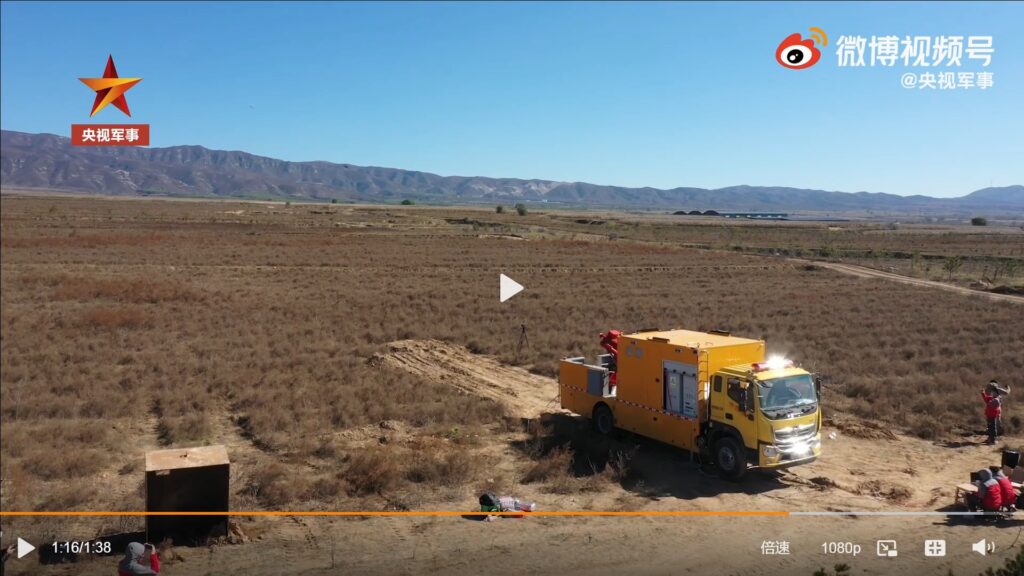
[1, 130, 1021, 213]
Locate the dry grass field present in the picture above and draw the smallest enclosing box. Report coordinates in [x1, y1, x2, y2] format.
[2, 194, 1023, 529]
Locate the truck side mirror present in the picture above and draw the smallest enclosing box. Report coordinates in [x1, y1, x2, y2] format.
[814, 376, 822, 399]
[740, 389, 753, 414]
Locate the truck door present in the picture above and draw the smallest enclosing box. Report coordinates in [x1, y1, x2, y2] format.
[723, 376, 757, 448]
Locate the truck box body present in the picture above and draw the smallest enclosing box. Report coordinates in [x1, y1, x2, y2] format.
[560, 329, 765, 453]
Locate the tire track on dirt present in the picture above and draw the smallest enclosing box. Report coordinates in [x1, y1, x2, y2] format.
[374, 339, 562, 419]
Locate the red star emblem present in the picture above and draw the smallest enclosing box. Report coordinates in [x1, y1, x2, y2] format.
[78, 55, 142, 117]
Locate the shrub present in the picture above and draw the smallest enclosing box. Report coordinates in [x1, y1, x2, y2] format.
[515, 203, 527, 216]
[22, 447, 109, 480]
[80, 307, 150, 329]
[971, 216, 988, 226]
[522, 444, 573, 484]
[248, 462, 308, 507]
[307, 475, 344, 500]
[495, 205, 504, 214]
[38, 483, 99, 511]
[943, 256, 964, 280]
[345, 447, 402, 495]
[400, 199, 415, 205]
[813, 565, 851, 576]
[604, 447, 636, 484]
[54, 276, 199, 304]
[157, 412, 213, 445]
[405, 446, 477, 485]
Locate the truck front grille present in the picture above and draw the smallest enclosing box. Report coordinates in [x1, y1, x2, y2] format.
[774, 422, 818, 451]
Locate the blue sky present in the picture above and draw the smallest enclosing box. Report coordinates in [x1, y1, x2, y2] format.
[1, 1, 1021, 197]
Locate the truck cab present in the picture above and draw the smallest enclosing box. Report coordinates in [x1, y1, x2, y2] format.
[709, 360, 822, 478]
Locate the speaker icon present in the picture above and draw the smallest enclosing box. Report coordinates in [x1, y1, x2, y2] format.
[972, 539, 995, 556]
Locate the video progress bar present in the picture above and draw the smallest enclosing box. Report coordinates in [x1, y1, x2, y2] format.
[791, 511, 993, 517]
[0, 511, 994, 517]
[0, 511, 779, 517]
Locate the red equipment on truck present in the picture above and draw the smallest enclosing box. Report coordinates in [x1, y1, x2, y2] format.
[599, 330, 621, 391]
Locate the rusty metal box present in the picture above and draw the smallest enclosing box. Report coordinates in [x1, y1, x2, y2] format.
[145, 445, 230, 545]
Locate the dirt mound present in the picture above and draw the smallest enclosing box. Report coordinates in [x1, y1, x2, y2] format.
[336, 420, 411, 446]
[991, 285, 1024, 296]
[373, 339, 562, 419]
[828, 415, 898, 440]
[808, 476, 840, 490]
[855, 479, 914, 503]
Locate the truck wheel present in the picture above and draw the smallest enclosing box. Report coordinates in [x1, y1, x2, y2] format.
[592, 404, 614, 436]
[714, 437, 747, 480]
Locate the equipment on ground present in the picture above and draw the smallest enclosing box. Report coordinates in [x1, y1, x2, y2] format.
[478, 492, 535, 516]
[146, 445, 230, 544]
[1003, 450, 1020, 469]
[479, 492, 500, 512]
[559, 328, 822, 479]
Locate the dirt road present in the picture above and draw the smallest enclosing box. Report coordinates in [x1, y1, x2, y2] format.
[792, 259, 1024, 305]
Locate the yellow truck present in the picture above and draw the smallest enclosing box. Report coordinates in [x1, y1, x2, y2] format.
[559, 328, 821, 479]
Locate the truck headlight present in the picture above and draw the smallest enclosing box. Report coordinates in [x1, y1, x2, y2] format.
[762, 445, 779, 458]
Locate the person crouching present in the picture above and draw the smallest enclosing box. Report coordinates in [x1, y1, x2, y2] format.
[968, 468, 1003, 514]
[991, 467, 1018, 513]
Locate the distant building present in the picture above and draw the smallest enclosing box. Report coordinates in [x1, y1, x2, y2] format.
[672, 211, 788, 220]
[719, 212, 787, 220]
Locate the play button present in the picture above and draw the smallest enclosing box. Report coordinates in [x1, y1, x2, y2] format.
[499, 274, 524, 303]
[17, 537, 35, 559]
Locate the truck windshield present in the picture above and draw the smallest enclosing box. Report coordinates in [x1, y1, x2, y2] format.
[756, 374, 817, 416]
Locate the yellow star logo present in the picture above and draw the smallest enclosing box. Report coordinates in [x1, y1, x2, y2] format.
[79, 55, 141, 117]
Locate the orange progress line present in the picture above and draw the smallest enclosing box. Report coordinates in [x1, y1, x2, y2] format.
[0, 511, 789, 517]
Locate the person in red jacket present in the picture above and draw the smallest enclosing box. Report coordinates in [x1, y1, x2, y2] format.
[992, 467, 1018, 512]
[982, 381, 1010, 444]
[969, 468, 1003, 513]
[118, 542, 160, 575]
